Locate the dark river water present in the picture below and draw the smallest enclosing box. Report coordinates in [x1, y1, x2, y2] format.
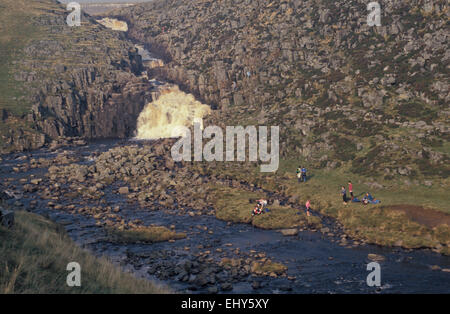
[1, 140, 450, 294]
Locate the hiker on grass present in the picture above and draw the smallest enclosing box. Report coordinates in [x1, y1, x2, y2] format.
[348, 181, 354, 200]
[257, 199, 268, 210]
[362, 193, 378, 205]
[305, 200, 311, 217]
[301, 167, 307, 182]
[341, 186, 347, 205]
[252, 205, 262, 216]
[296, 166, 302, 183]
[252, 199, 267, 216]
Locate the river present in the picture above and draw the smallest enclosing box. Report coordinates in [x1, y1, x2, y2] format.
[1, 139, 450, 294]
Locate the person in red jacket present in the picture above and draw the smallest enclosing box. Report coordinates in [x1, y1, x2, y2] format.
[348, 181, 354, 200]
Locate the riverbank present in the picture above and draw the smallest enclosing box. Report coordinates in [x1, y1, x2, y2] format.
[204, 159, 450, 255]
[0, 209, 168, 293]
[9, 137, 448, 256]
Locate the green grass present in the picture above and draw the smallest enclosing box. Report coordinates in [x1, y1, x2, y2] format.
[210, 184, 321, 229]
[337, 206, 449, 251]
[258, 159, 450, 215]
[107, 225, 186, 243]
[0, 0, 46, 115]
[0, 210, 169, 293]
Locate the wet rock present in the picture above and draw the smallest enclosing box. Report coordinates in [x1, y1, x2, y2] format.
[430, 265, 441, 271]
[280, 228, 298, 236]
[119, 187, 129, 194]
[30, 179, 42, 185]
[251, 281, 261, 290]
[221, 282, 233, 291]
[368, 254, 385, 262]
[279, 284, 292, 291]
[194, 274, 209, 286]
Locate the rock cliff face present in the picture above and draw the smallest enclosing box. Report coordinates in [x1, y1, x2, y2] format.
[114, 0, 449, 178]
[0, 0, 153, 153]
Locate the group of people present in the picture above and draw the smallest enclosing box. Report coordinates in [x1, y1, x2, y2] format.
[296, 166, 307, 183]
[340, 181, 380, 205]
[251, 198, 312, 217]
[340, 181, 354, 204]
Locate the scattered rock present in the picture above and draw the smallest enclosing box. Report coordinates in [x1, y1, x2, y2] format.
[279, 228, 298, 236]
[368, 254, 385, 262]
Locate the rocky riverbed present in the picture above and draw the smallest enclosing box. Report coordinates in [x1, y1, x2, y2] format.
[1, 140, 450, 293]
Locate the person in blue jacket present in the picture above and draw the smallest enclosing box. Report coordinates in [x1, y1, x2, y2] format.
[301, 167, 307, 182]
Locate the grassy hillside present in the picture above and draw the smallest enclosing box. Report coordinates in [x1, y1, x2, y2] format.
[0, 210, 168, 293]
[0, 0, 41, 115]
[0, 0, 48, 149]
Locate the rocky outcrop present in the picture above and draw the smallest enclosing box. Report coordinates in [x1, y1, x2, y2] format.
[114, 0, 449, 178]
[0, 0, 153, 153]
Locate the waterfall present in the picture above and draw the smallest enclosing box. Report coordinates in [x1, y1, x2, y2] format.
[135, 86, 210, 139]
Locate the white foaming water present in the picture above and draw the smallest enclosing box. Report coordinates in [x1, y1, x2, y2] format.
[97, 18, 128, 31]
[135, 86, 210, 139]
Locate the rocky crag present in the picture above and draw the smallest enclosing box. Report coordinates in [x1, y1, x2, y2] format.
[0, 0, 153, 153]
[114, 0, 449, 179]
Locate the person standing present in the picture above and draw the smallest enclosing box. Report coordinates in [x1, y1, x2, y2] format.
[301, 166, 307, 182]
[305, 199, 311, 217]
[296, 166, 302, 183]
[348, 181, 354, 200]
[341, 186, 347, 205]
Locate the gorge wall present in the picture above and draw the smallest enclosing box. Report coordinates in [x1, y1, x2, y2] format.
[0, 0, 153, 153]
[113, 0, 449, 178]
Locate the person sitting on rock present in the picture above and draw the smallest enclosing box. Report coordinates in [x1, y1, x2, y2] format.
[257, 199, 268, 209]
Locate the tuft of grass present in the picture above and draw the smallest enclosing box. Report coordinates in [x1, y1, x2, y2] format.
[0, 210, 169, 293]
[107, 225, 186, 243]
[250, 260, 287, 276]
